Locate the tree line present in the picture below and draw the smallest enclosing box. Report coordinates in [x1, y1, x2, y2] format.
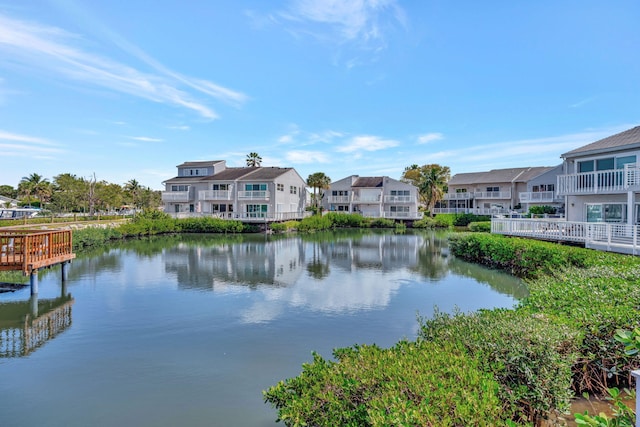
[0, 173, 161, 214]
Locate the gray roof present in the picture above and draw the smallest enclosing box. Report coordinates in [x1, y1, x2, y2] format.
[562, 126, 640, 158]
[448, 167, 554, 186]
[210, 168, 256, 180]
[237, 167, 293, 180]
[352, 177, 384, 188]
[176, 160, 224, 168]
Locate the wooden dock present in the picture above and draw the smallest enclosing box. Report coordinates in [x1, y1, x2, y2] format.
[0, 229, 75, 275]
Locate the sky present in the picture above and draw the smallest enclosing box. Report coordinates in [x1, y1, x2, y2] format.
[1, 1, 639, 191]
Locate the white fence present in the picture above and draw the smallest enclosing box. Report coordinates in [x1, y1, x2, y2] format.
[492, 218, 640, 255]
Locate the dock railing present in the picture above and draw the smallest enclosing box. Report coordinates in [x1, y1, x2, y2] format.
[0, 229, 75, 274]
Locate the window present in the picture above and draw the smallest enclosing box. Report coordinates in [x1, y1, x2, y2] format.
[586, 203, 626, 223]
[246, 204, 268, 217]
[390, 206, 409, 212]
[390, 190, 410, 196]
[245, 183, 267, 191]
[532, 184, 554, 192]
[171, 185, 189, 192]
[455, 189, 467, 193]
[290, 186, 297, 194]
[487, 186, 499, 192]
[212, 184, 228, 191]
[277, 183, 284, 191]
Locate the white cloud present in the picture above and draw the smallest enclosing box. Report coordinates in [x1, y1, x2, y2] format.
[0, 130, 56, 145]
[286, 150, 330, 163]
[417, 132, 443, 144]
[168, 125, 190, 131]
[0, 13, 248, 119]
[271, 0, 406, 60]
[336, 135, 399, 153]
[127, 136, 164, 142]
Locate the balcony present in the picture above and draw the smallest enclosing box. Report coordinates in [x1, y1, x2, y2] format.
[383, 195, 412, 203]
[443, 192, 473, 200]
[557, 166, 640, 196]
[327, 196, 350, 203]
[238, 190, 270, 200]
[199, 190, 232, 201]
[519, 191, 560, 203]
[473, 191, 511, 199]
[352, 195, 381, 203]
[161, 191, 192, 202]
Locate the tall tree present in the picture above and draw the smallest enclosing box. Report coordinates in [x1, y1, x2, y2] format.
[306, 172, 331, 212]
[246, 152, 262, 167]
[124, 179, 142, 208]
[0, 185, 17, 199]
[18, 173, 50, 208]
[401, 164, 451, 214]
[51, 173, 84, 212]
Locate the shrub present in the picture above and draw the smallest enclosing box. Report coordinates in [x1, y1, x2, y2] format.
[453, 213, 491, 226]
[468, 221, 491, 232]
[529, 205, 557, 215]
[369, 217, 395, 228]
[73, 226, 123, 249]
[176, 217, 244, 233]
[297, 214, 333, 232]
[419, 309, 579, 424]
[324, 212, 367, 228]
[264, 340, 514, 427]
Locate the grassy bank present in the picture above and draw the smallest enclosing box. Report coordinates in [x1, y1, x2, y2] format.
[264, 233, 640, 426]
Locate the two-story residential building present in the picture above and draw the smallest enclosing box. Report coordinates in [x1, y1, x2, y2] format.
[557, 126, 640, 225]
[435, 166, 563, 215]
[161, 160, 307, 221]
[323, 175, 422, 220]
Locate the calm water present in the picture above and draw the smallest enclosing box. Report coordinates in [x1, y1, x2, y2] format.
[0, 230, 526, 427]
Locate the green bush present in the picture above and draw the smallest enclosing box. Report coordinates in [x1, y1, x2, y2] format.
[448, 233, 590, 278]
[529, 205, 557, 215]
[264, 340, 515, 427]
[369, 217, 395, 228]
[468, 221, 491, 232]
[297, 214, 333, 232]
[177, 217, 244, 233]
[324, 212, 368, 228]
[453, 213, 491, 226]
[73, 226, 123, 249]
[419, 309, 578, 424]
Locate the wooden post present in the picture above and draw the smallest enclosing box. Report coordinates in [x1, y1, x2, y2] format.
[62, 261, 69, 282]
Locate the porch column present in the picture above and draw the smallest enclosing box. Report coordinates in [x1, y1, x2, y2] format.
[628, 191, 634, 225]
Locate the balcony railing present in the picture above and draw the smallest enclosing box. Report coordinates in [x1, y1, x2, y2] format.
[519, 191, 560, 203]
[238, 191, 270, 200]
[473, 191, 511, 199]
[352, 196, 381, 203]
[557, 166, 640, 196]
[327, 196, 350, 203]
[199, 190, 232, 200]
[383, 211, 423, 219]
[161, 191, 192, 202]
[383, 195, 412, 203]
[443, 192, 473, 200]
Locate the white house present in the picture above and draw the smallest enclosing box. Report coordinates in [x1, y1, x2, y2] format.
[161, 160, 307, 221]
[557, 126, 640, 225]
[323, 175, 422, 220]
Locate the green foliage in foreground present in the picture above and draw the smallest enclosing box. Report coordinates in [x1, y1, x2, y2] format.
[264, 340, 513, 427]
[411, 215, 452, 228]
[265, 232, 640, 426]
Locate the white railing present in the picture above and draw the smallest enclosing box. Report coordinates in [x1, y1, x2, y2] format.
[384, 195, 413, 203]
[444, 192, 473, 200]
[327, 196, 350, 203]
[519, 191, 558, 203]
[431, 208, 473, 214]
[198, 190, 232, 200]
[161, 191, 192, 202]
[492, 218, 640, 255]
[353, 195, 381, 203]
[237, 191, 270, 200]
[473, 191, 511, 199]
[170, 211, 310, 222]
[383, 211, 423, 219]
[557, 165, 640, 196]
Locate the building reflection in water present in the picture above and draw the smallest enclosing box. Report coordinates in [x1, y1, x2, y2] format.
[0, 285, 74, 358]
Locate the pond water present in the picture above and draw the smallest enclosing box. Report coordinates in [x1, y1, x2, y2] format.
[0, 230, 526, 427]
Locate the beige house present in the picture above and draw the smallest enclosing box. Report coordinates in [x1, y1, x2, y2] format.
[435, 166, 563, 215]
[161, 160, 307, 221]
[323, 175, 422, 220]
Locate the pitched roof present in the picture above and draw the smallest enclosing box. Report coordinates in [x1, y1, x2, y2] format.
[448, 167, 554, 185]
[237, 167, 293, 180]
[209, 168, 255, 180]
[352, 177, 384, 187]
[176, 160, 224, 168]
[561, 126, 640, 158]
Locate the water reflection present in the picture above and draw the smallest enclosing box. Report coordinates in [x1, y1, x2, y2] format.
[0, 286, 73, 358]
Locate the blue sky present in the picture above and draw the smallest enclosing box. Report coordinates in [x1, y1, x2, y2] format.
[1, 1, 639, 190]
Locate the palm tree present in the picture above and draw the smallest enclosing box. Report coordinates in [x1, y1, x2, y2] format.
[401, 164, 450, 214]
[306, 172, 331, 213]
[18, 173, 50, 208]
[124, 179, 142, 208]
[246, 152, 262, 167]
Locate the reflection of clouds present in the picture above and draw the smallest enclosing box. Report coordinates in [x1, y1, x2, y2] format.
[239, 270, 408, 324]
